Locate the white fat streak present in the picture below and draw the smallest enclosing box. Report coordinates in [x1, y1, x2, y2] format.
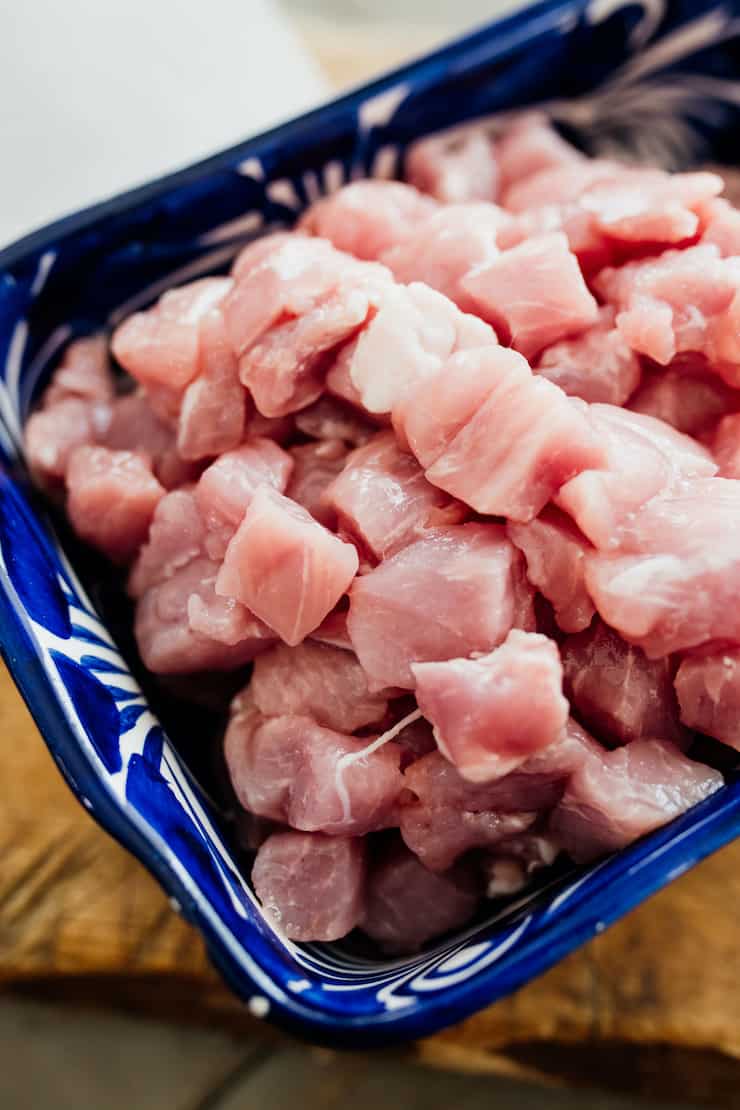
[333, 707, 423, 823]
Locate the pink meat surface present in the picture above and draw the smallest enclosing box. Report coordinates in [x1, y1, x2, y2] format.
[103, 390, 201, 491]
[675, 648, 740, 750]
[194, 439, 293, 558]
[701, 197, 740, 256]
[629, 355, 740, 437]
[65, 446, 164, 563]
[347, 523, 533, 690]
[298, 181, 437, 260]
[505, 201, 614, 276]
[595, 244, 737, 367]
[405, 346, 605, 522]
[711, 413, 740, 477]
[561, 619, 684, 746]
[252, 830, 365, 942]
[293, 395, 376, 446]
[224, 702, 402, 835]
[24, 397, 111, 484]
[413, 630, 568, 782]
[502, 158, 621, 213]
[380, 203, 512, 315]
[550, 738, 722, 862]
[223, 235, 393, 416]
[346, 281, 495, 417]
[461, 232, 599, 359]
[362, 845, 480, 952]
[216, 485, 359, 645]
[507, 508, 595, 633]
[556, 403, 716, 550]
[584, 478, 740, 656]
[405, 131, 498, 203]
[128, 489, 206, 598]
[322, 430, 466, 561]
[44, 335, 115, 407]
[249, 640, 392, 733]
[496, 114, 585, 194]
[176, 309, 247, 460]
[536, 307, 642, 406]
[309, 604, 352, 652]
[286, 440, 348, 527]
[579, 170, 721, 244]
[111, 277, 232, 391]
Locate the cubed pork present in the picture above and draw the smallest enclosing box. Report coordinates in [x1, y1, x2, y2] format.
[628, 355, 740, 437]
[579, 170, 722, 244]
[536, 307, 642, 406]
[103, 390, 201, 491]
[298, 181, 437, 260]
[496, 113, 585, 194]
[24, 397, 111, 484]
[249, 640, 393, 733]
[561, 619, 684, 746]
[550, 738, 722, 862]
[507, 508, 595, 633]
[322, 430, 466, 561]
[43, 335, 115, 407]
[362, 844, 479, 953]
[711, 412, 740, 477]
[701, 197, 740, 256]
[347, 523, 533, 689]
[224, 701, 402, 835]
[216, 486, 359, 645]
[293, 395, 376, 446]
[675, 648, 740, 750]
[252, 830, 365, 941]
[128, 489, 206, 599]
[223, 234, 393, 416]
[461, 232, 599, 359]
[556, 404, 716, 550]
[405, 130, 498, 203]
[111, 277, 233, 391]
[413, 630, 568, 782]
[65, 446, 164, 563]
[176, 308, 247, 460]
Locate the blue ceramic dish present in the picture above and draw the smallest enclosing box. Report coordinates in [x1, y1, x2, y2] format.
[2, 0, 740, 1047]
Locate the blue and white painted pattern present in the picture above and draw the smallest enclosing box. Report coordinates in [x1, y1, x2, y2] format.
[1, 0, 740, 1045]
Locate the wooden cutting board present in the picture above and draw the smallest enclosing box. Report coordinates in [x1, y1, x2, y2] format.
[2, 660, 740, 1106]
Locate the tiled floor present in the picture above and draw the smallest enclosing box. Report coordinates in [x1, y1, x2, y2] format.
[0, 996, 704, 1110]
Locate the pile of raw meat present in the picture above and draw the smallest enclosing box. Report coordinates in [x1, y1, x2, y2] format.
[29, 112, 740, 954]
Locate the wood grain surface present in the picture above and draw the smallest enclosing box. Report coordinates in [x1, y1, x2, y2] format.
[2, 659, 740, 1105]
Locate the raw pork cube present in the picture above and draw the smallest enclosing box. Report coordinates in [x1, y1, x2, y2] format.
[584, 478, 740, 656]
[536, 307, 642, 406]
[556, 404, 716, 550]
[595, 244, 737, 366]
[507, 508, 595, 633]
[24, 397, 111, 484]
[224, 703, 402, 835]
[405, 130, 498, 203]
[286, 440, 348, 527]
[675, 649, 740, 750]
[298, 181, 437, 260]
[502, 159, 621, 214]
[216, 486, 359, 645]
[194, 439, 294, 558]
[309, 604, 353, 652]
[252, 831, 365, 942]
[249, 640, 392, 733]
[322, 430, 466, 561]
[550, 738, 722, 862]
[111, 277, 232, 390]
[579, 170, 722, 244]
[496, 113, 585, 194]
[362, 844, 479, 953]
[413, 630, 568, 782]
[347, 523, 533, 689]
[135, 557, 269, 673]
[65, 446, 164, 563]
[223, 235, 393, 416]
[461, 232, 598, 359]
[103, 390, 202, 491]
[711, 413, 740, 477]
[176, 309, 247, 460]
[561, 619, 684, 746]
[380, 203, 512, 315]
[128, 489, 206, 598]
[629, 355, 740, 437]
[294, 395, 375, 446]
[409, 347, 605, 522]
[43, 335, 115, 407]
[347, 282, 495, 417]
[325, 341, 372, 411]
[701, 197, 740, 256]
